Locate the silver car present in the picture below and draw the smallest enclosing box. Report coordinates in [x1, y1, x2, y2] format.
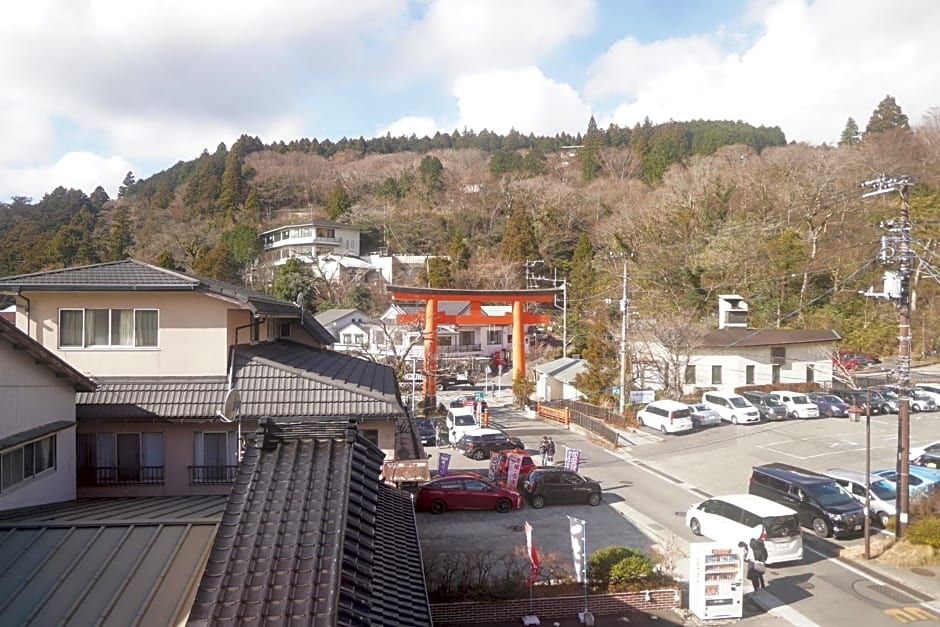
[824, 468, 897, 527]
[687, 403, 722, 428]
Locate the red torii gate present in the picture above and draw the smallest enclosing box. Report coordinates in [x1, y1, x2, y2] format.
[387, 285, 560, 400]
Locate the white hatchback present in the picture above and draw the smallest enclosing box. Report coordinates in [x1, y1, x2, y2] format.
[635, 400, 694, 434]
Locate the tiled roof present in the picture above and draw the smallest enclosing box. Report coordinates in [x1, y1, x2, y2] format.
[188, 418, 431, 626]
[0, 496, 227, 626]
[0, 260, 334, 347]
[232, 340, 405, 419]
[0, 317, 96, 392]
[701, 328, 841, 348]
[314, 308, 363, 327]
[76, 377, 229, 420]
[535, 357, 586, 377]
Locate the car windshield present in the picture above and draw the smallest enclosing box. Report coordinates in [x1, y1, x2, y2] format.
[415, 419, 433, 429]
[791, 395, 809, 404]
[454, 415, 475, 426]
[806, 482, 857, 507]
[870, 480, 897, 500]
[819, 395, 843, 403]
[730, 397, 750, 408]
[767, 398, 785, 407]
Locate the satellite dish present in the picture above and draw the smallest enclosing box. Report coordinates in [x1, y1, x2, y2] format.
[217, 389, 241, 423]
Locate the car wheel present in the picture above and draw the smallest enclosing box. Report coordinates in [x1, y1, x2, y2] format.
[436, 383, 445, 391]
[588, 492, 602, 506]
[530, 495, 546, 509]
[790, 411, 800, 420]
[878, 511, 890, 527]
[731, 415, 738, 425]
[495, 498, 513, 513]
[689, 518, 702, 536]
[430, 499, 447, 515]
[812, 517, 831, 537]
[660, 424, 667, 434]
[472, 449, 487, 461]
[912, 403, 921, 413]
[637, 415, 644, 427]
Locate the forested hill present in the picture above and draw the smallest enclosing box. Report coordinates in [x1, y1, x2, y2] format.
[0, 97, 935, 362]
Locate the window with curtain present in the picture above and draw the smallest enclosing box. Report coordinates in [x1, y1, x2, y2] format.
[58, 308, 158, 348]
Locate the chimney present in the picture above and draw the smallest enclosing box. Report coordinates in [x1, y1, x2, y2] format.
[718, 295, 748, 329]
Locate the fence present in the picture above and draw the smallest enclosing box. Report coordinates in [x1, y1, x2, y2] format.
[537, 399, 631, 447]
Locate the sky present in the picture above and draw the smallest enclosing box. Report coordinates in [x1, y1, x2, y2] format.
[1, 0, 939, 203]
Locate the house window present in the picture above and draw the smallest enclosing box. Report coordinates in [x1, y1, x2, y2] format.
[191, 431, 238, 484]
[806, 365, 815, 383]
[360, 429, 379, 447]
[460, 331, 474, 346]
[1, 434, 56, 492]
[60, 308, 158, 348]
[438, 336, 453, 347]
[684, 365, 696, 384]
[771, 346, 785, 365]
[711, 365, 722, 385]
[772, 364, 781, 384]
[487, 329, 502, 345]
[76, 432, 164, 485]
[746, 365, 755, 385]
[278, 322, 292, 338]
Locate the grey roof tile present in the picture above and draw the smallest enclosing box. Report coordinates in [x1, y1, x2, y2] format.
[188, 419, 432, 626]
[701, 328, 841, 348]
[76, 377, 229, 420]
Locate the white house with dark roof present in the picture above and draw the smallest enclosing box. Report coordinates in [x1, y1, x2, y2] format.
[0, 317, 95, 511]
[633, 295, 840, 395]
[534, 357, 588, 402]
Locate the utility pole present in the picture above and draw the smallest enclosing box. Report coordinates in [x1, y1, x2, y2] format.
[617, 255, 630, 413]
[863, 174, 913, 537]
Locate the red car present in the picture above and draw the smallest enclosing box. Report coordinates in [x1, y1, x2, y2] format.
[415, 472, 522, 514]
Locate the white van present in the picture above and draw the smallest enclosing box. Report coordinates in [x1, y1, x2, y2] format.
[824, 467, 897, 527]
[635, 400, 694, 434]
[686, 493, 803, 564]
[768, 390, 820, 419]
[701, 392, 761, 424]
[446, 407, 478, 444]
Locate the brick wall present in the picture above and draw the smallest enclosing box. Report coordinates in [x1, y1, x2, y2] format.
[430, 589, 682, 625]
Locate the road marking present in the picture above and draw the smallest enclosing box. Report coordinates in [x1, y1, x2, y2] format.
[609, 447, 940, 624]
[884, 606, 940, 623]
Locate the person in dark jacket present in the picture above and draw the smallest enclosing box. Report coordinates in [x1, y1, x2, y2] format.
[738, 541, 765, 591]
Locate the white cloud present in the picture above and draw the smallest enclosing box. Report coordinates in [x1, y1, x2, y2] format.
[398, 0, 594, 78]
[454, 67, 592, 136]
[381, 116, 441, 139]
[588, 0, 940, 144]
[0, 152, 132, 202]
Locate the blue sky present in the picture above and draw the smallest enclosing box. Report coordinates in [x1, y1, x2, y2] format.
[1, 0, 938, 202]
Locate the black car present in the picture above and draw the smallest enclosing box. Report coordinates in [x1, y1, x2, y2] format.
[829, 389, 882, 415]
[807, 393, 850, 418]
[522, 468, 602, 509]
[741, 391, 788, 421]
[456, 428, 524, 460]
[414, 418, 437, 446]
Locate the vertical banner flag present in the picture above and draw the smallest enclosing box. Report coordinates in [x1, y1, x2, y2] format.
[524, 522, 540, 586]
[488, 453, 500, 480]
[564, 447, 581, 472]
[438, 452, 451, 476]
[568, 516, 586, 583]
[506, 453, 523, 490]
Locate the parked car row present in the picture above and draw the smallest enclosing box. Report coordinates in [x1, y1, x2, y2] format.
[414, 467, 602, 514]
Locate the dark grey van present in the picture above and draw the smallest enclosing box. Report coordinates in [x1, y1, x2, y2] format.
[741, 391, 788, 421]
[748, 463, 866, 538]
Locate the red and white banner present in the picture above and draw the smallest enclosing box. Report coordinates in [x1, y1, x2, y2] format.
[524, 521, 539, 586]
[568, 516, 586, 583]
[506, 453, 523, 489]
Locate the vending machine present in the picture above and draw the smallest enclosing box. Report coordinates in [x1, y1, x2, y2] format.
[688, 542, 745, 620]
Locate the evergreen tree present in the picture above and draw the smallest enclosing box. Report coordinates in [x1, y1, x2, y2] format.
[865, 95, 911, 134]
[447, 231, 471, 270]
[580, 115, 603, 181]
[193, 243, 242, 284]
[574, 313, 618, 405]
[421, 256, 452, 287]
[155, 249, 182, 271]
[220, 223, 262, 266]
[566, 233, 597, 353]
[272, 257, 316, 309]
[243, 186, 261, 222]
[417, 155, 444, 203]
[489, 150, 524, 176]
[839, 117, 860, 146]
[218, 148, 244, 220]
[500, 204, 539, 263]
[324, 179, 352, 220]
[118, 171, 136, 198]
[107, 205, 133, 261]
[522, 146, 547, 175]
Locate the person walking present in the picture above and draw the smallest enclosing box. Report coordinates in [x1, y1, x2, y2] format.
[738, 541, 765, 591]
[539, 437, 549, 466]
[749, 537, 768, 588]
[546, 437, 556, 465]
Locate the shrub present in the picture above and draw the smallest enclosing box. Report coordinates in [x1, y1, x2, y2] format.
[906, 517, 940, 548]
[609, 553, 655, 584]
[588, 546, 644, 581]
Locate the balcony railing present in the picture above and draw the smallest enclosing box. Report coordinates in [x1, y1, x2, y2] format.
[189, 465, 239, 484]
[78, 466, 165, 486]
[438, 344, 482, 354]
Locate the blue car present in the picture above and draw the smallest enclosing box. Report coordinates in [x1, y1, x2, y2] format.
[808, 393, 850, 418]
[873, 466, 940, 496]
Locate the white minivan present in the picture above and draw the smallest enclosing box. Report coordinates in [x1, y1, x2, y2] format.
[686, 493, 804, 564]
[768, 390, 820, 419]
[701, 391, 761, 424]
[635, 400, 694, 434]
[445, 407, 478, 444]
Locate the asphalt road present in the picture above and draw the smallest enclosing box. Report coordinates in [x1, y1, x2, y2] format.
[421, 391, 940, 626]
